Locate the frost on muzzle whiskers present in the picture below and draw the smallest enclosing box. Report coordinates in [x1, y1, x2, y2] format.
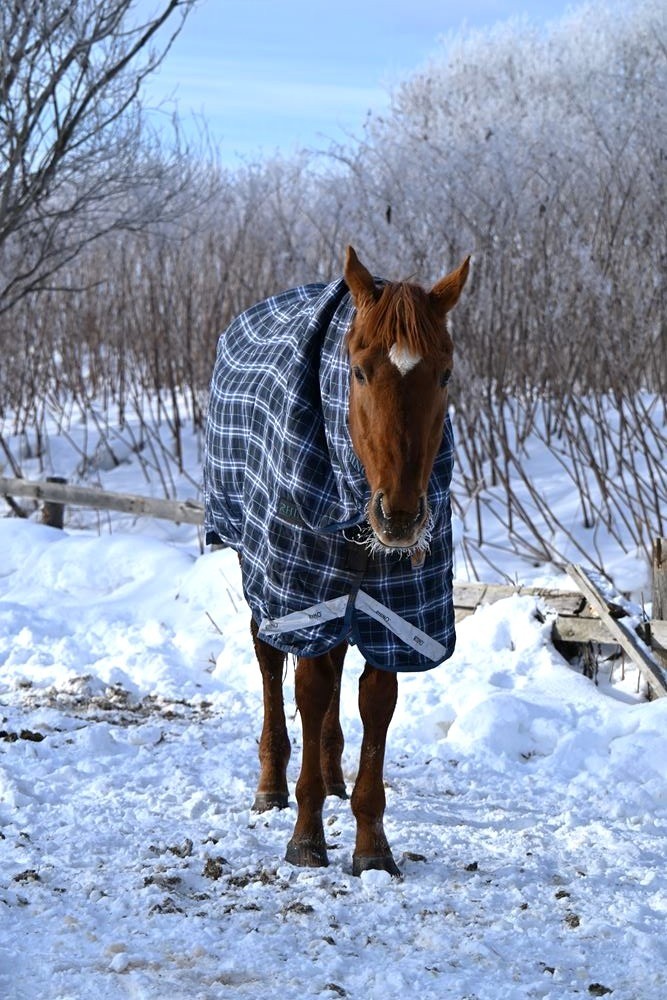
[349, 505, 435, 561]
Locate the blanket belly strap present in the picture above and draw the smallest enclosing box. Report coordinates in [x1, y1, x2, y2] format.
[258, 589, 448, 663]
[258, 595, 350, 636]
[354, 590, 448, 662]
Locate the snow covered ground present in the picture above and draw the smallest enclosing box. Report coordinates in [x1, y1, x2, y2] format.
[1, 416, 667, 999]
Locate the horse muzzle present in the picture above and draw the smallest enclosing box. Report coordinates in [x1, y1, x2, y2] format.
[369, 491, 429, 549]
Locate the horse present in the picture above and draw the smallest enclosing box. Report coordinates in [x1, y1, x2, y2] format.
[204, 246, 470, 876]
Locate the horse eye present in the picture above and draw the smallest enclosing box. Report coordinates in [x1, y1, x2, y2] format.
[440, 369, 452, 388]
[353, 365, 366, 384]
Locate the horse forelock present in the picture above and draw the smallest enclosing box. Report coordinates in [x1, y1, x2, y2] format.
[348, 281, 445, 359]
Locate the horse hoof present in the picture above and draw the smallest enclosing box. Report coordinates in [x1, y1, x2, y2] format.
[252, 791, 289, 812]
[352, 854, 402, 878]
[325, 783, 348, 800]
[285, 839, 329, 868]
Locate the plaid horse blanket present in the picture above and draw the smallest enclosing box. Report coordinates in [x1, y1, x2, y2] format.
[204, 276, 456, 672]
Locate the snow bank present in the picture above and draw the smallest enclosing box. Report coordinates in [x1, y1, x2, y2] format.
[2, 519, 667, 998]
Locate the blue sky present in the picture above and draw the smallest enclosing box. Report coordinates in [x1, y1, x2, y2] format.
[141, 0, 580, 163]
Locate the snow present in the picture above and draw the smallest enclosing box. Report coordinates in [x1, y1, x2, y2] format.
[2, 430, 667, 999]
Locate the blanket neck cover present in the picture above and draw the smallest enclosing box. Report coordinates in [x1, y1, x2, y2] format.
[204, 277, 455, 672]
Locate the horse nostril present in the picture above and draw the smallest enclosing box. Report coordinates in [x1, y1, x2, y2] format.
[374, 492, 427, 531]
[372, 492, 388, 527]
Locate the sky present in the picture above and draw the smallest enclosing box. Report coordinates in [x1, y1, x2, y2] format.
[140, 0, 580, 164]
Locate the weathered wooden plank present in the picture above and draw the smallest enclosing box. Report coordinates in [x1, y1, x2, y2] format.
[0, 476, 204, 525]
[650, 620, 667, 645]
[456, 605, 610, 643]
[454, 581, 591, 616]
[454, 581, 519, 607]
[454, 583, 614, 643]
[550, 616, 612, 645]
[567, 564, 667, 699]
[650, 620, 667, 662]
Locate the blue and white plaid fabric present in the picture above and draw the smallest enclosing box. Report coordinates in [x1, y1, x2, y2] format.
[204, 277, 455, 672]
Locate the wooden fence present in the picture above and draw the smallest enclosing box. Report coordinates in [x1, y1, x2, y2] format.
[2, 475, 666, 696]
[0, 475, 203, 526]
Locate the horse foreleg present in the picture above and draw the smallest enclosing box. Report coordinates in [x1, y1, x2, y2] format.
[285, 653, 334, 867]
[321, 642, 348, 799]
[251, 618, 291, 811]
[351, 664, 400, 877]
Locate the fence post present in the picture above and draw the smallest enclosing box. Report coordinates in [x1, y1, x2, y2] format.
[652, 538, 667, 621]
[41, 476, 68, 529]
[649, 538, 667, 681]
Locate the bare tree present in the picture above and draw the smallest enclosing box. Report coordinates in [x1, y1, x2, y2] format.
[0, 0, 197, 312]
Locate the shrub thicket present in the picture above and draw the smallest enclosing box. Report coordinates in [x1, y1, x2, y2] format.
[1, 0, 665, 581]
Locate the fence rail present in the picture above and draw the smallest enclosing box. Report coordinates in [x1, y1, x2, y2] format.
[0, 475, 204, 525]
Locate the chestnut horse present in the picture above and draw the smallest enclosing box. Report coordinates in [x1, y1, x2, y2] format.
[205, 247, 469, 876]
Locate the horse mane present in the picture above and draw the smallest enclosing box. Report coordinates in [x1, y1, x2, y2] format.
[351, 281, 444, 357]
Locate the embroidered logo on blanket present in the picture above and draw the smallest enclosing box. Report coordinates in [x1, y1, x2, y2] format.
[276, 497, 304, 527]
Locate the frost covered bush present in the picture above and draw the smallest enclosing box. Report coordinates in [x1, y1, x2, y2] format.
[337, 0, 667, 572]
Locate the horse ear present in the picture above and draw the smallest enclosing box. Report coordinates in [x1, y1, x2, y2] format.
[430, 256, 471, 316]
[344, 245, 378, 309]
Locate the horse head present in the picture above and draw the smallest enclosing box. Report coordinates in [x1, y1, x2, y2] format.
[344, 245, 469, 554]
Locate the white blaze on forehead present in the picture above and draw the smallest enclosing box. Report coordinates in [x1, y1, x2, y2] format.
[388, 343, 422, 375]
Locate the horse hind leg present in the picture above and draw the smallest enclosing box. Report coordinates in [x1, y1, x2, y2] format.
[351, 663, 401, 877]
[251, 618, 291, 811]
[285, 652, 335, 868]
[321, 642, 348, 800]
